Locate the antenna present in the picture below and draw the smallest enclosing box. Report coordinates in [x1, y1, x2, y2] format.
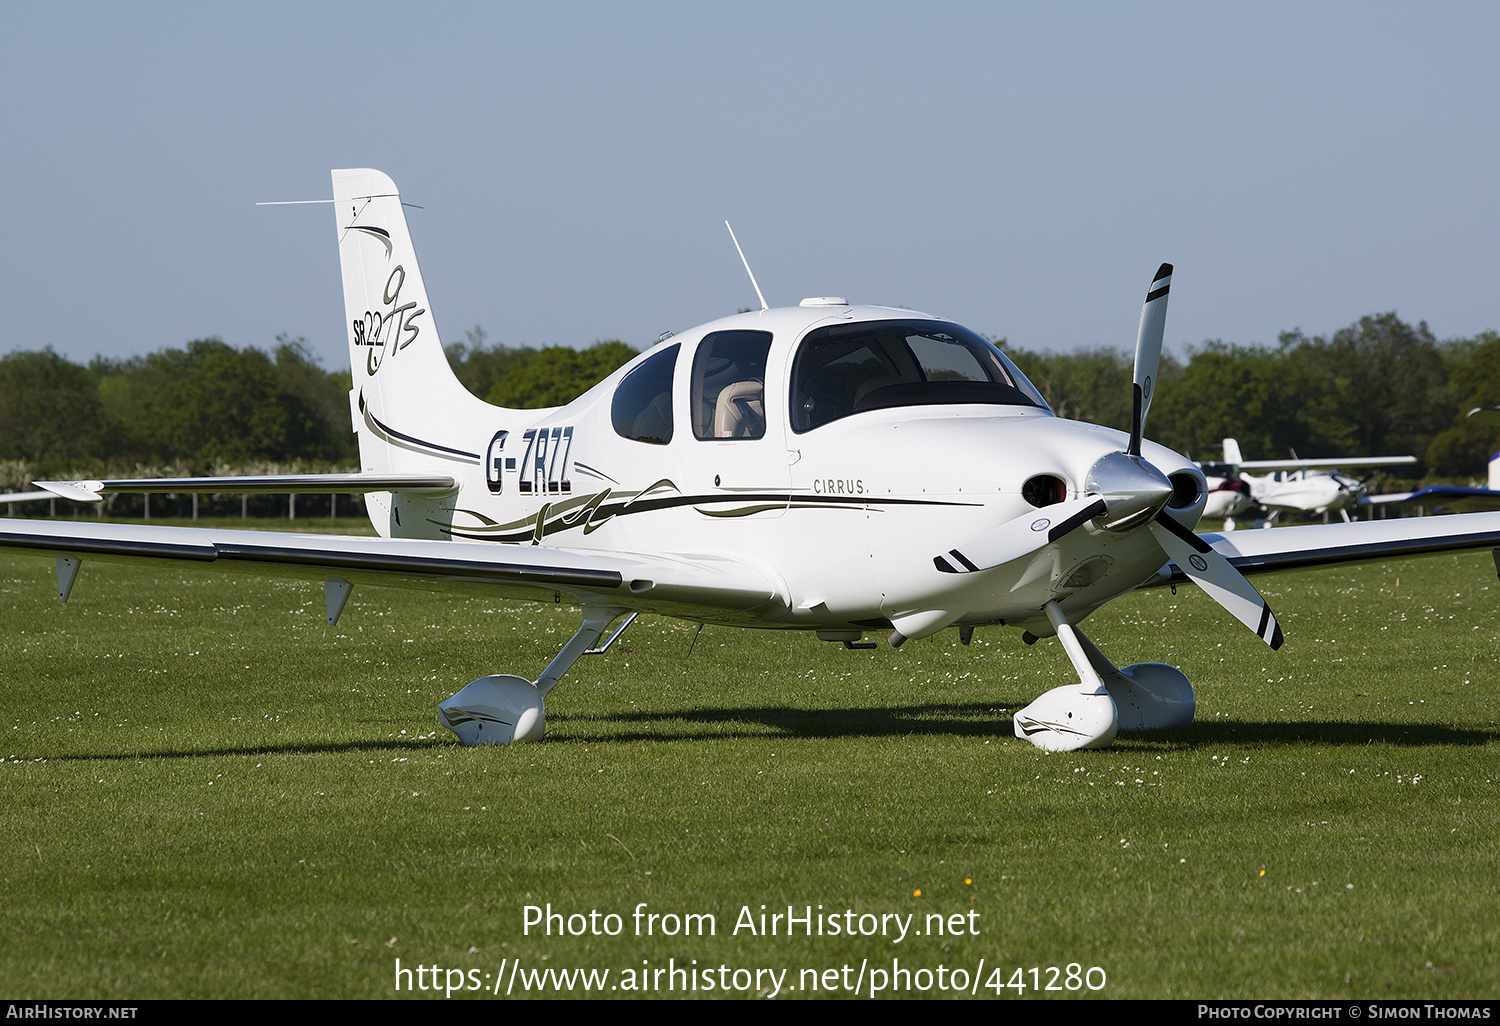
[724, 221, 768, 312]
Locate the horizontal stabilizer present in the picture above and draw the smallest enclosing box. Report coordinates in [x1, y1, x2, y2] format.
[35, 474, 458, 503]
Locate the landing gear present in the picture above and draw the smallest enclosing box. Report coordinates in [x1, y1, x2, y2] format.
[439, 674, 547, 744]
[1012, 601, 1195, 751]
[1013, 602, 1119, 751]
[1074, 631, 1195, 732]
[438, 605, 627, 745]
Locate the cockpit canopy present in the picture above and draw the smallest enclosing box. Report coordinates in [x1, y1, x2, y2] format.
[789, 319, 1049, 433]
[608, 317, 1051, 446]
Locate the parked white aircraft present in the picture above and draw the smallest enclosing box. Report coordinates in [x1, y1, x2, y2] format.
[7, 169, 1500, 753]
[1195, 466, 1254, 521]
[1203, 438, 1417, 524]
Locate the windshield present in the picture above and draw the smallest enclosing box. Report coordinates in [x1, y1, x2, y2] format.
[789, 319, 1050, 433]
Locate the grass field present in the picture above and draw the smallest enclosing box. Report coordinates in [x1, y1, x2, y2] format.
[1, 518, 1497, 999]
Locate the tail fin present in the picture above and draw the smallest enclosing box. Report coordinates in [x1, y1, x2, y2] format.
[1222, 438, 1244, 466]
[332, 169, 490, 477]
[332, 169, 497, 539]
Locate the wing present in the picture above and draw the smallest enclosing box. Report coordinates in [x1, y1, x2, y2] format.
[0, 518, 782, 623]
[1180, 512, 1500, 578]
[1365, 486, 1500, 506]
[1235, 456, 1417, 471]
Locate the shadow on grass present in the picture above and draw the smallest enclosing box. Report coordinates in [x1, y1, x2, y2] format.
[550, 705, 1498, 749]
[43, 737, 439, 762]
[39, 700, 1020, 759]
[38, 709, 1498, 760]
[553, 699, 1017, 743]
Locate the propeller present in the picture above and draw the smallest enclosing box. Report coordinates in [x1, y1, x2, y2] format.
[1129, 263, 1172, 457]
[1148, 512, 1283, 649]
[933, 262, 1286, 651]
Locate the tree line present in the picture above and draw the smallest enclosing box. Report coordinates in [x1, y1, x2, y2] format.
[1001, 313, 1500, 477]
[3, 313, 1496, 492]
[0, 330, 642, 484]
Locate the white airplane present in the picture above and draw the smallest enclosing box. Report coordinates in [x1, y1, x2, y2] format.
[7, 168, 1500, 753]
[1195, 465, 1254, 521]
[1202, 439, 1418, 525]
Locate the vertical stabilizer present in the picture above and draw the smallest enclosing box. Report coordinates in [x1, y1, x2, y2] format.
[1222, 438, 1244, 466]
[331, 169, 491, 536]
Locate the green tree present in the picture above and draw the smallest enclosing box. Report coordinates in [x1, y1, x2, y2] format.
[272, 335, 358, 462]
[1426, 331, 1500, 477]
[0, 348, 105, 470]
[445, 325, 540, 401]
[1148, 341, 1349, 462]
[445, 327, 637, 409]
[486, 341, 638, 409]
[1002, 343, 1181, 436]
[94, 339, 338, 466]
[1287, 313, 1447, 467]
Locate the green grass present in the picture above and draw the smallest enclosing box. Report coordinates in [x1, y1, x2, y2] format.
[0, 523, 1496, 999]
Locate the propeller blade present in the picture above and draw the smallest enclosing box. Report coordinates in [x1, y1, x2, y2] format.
[1149, 514, 1283, 649]
[935, 496, 1107, 574]
[1129, 263, 1172, 456]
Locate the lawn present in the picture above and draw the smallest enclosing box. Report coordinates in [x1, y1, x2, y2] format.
[1, 519, 1496, 998]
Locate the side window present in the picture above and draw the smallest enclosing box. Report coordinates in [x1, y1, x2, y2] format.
[691, 330, 773, 440]
[611, 343, 679, 444]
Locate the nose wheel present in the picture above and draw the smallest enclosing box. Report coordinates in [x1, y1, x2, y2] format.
[1012, 601, 1197, 751]
[1012, 602, 1120, 751]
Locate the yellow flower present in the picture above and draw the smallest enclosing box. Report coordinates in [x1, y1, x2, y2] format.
[913, 889, 921, 897]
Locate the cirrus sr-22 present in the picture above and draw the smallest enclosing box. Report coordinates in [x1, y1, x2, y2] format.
[9, 169, 1500, 752]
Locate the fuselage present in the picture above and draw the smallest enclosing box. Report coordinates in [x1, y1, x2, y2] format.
[364, 303, 1206, 636]
[1244, 469, 1362, 515]
[1200, 472, 1254, 519]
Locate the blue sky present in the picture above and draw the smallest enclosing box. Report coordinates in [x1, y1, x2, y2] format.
[3, 1, 1496, 370]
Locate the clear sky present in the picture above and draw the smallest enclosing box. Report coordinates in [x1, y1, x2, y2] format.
[2, 1, 1496, 371]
